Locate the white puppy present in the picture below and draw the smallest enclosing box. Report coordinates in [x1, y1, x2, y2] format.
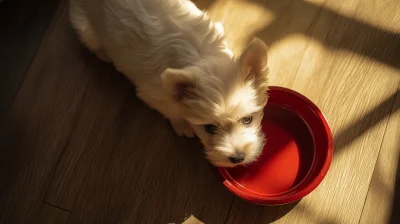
[69, 0, 269, 167]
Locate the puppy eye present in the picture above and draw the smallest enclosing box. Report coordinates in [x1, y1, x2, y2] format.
[242, 116, 253, 125]
[204, 124, 217, 134]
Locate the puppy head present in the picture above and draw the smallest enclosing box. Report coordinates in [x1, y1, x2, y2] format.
[162, 38, 269, 167]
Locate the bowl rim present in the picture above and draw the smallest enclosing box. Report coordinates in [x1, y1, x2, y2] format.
[217, 86, 334, 205]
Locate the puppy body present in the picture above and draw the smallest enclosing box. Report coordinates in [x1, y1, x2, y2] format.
[70, 0, 269, 167]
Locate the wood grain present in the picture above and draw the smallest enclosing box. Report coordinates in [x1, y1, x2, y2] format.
[64, 79, 233, 223]
[360, 86, 400, 224]
[0, 1, 92, 223]
[36, 203, 70, 224]
[45, 61, 129, 211]
[390, 158, 400, 224]
[0, 0, 399, 223]
[0, 0, 61, 123]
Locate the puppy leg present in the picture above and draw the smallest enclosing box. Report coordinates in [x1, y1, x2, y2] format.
[69, 0, 111, 62]
[170, 118, 194, 138]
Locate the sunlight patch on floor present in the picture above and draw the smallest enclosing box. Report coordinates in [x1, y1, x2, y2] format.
[181, 215, 204, 224]
[206, 0, 275, 53]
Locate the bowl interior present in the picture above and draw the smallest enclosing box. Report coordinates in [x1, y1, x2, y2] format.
[218, 87, 333, 205]
[226, 105, 315, 196]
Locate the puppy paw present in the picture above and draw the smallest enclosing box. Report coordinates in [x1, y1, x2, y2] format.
[170, 119, 194, 138]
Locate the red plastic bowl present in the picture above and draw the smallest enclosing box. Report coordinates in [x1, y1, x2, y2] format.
[218, 86, 333, 205]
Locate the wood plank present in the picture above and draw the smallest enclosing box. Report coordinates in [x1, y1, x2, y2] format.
[218, 0, 400, 223]
[360, 86, 400, 224]
[65, 82, 233, 223]
[0, 1, 93, 223]
[36, 203, 70, 224]
[45, 58, 131, 210]
[0, 0, 61, 123]
[389, 160, 400, 224]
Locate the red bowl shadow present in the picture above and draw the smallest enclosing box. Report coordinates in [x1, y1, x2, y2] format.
[218, 86, 334, 205]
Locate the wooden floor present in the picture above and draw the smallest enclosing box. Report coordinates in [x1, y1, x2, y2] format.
[0, 0, 399, 223]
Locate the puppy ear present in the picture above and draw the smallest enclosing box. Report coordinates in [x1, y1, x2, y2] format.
[240, 37, 269, 105]
[161, 68, 198, 102]
[239, 37, 268, 81]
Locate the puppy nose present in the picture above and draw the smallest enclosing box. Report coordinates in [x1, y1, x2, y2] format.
[229, 153, 245, 164]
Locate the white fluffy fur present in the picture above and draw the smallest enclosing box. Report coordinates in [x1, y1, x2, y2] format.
[69, 0, 269, 167]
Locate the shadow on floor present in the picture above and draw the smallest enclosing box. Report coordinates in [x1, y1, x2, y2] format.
[334, 89, 400, 154]
[389, 159, 400, 224]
